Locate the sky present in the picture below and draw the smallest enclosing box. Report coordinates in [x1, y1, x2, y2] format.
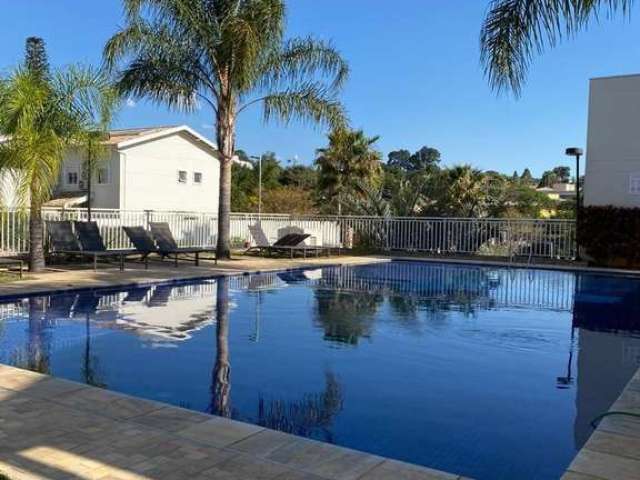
[1, 1, 639, 177]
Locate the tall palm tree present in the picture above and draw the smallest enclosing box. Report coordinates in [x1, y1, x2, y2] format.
[104, 0, 348, 259]
[0, 38, 83, 271]
[481, 0, 634, 95]
[315, 128, 382, 215]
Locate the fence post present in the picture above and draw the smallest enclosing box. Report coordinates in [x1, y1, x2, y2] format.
[144, 210, 152, 229]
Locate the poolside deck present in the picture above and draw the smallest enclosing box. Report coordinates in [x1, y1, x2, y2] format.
[0, 255, 387, 298]
[562, 367, 640, 480]
[0, 364, 468, 480]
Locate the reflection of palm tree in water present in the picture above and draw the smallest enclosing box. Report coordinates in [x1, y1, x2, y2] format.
[209, 277, 231, 417]
[313, 289, 382, 345]
[82, 313, 106, 388]
[27, 297, 51, 374]
[256, 371, 343, 443]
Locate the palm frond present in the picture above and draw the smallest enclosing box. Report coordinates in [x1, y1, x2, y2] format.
[256, 37, 349, 94]
[480, 0, 635, 95]
[261, 82, 347, 129]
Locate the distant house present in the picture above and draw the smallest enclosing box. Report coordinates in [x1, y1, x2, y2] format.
[1, 125, 221, 213]
[584, 74, 640, 207]
[536, 183, 576, 201]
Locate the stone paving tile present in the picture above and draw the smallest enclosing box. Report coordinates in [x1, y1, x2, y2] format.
[597, 413, 640, 439]
[359, 460, 461, 480]
[130, 405, 212, 432]
[266, 436, 346, 470]
[177, 415, 264, 448]
[230, 429, 298, 458]
[272, 470, 328, 480]
[201, 453, 289, 480]
[52, 385, 166, 420]
[584, 430, 640, 461]
[561, 472, 608, 480]
[569, 448, 640, 480]
[304, 448, 384, 480]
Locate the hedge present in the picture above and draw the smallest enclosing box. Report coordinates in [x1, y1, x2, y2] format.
[579, 206, 640, 267]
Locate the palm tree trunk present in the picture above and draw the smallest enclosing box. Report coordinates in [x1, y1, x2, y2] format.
[210, 276, 231, 417]
[216, 85, 236, 260]
[87, 156, 93, 222]
[29, 193, 45, 272]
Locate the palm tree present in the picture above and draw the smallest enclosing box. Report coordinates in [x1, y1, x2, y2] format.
[104, 0, 348, 259]
[0, 38, 81, 271]
[61, 66, 120, 221]
[481, 1, 634, 95]
[315, 128, 382, 215]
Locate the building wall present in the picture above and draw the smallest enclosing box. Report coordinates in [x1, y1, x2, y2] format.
[585, 74, 640, 207]
[56, 146, 121, 208]
[120, 132, 220, 212]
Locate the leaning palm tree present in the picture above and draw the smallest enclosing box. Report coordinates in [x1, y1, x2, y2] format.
[481, 0, 635, 95]
[104, 0, 348, 259]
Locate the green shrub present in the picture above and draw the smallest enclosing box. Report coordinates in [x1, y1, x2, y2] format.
[579, 206, 640, 266]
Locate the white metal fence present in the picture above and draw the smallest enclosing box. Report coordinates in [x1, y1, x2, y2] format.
[0, 208, 577, 259]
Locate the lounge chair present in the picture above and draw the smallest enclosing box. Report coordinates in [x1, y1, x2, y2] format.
[246, 224, 330, 258]
[123, 226, 159, 262]
[149, 222, 217, 266]
[46, 220, 138, 271]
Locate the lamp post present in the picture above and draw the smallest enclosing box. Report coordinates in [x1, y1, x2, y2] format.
[250, 155, 263, 223]
[565, 147, 583, 261]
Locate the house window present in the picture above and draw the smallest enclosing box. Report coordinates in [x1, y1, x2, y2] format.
[178, 170, 188, 184]
[66, 170, 79, 185]
[193, 172, 203, 184]
[630, 173, 640, 195]
[97, 166, 110, 185]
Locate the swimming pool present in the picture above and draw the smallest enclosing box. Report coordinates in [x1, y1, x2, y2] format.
[0, 260, 639, 479]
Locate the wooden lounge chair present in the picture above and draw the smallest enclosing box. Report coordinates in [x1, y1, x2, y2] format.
[148, 222, 217, 266]
[46, 220, 138, 271]
[246, 224, 330, 258]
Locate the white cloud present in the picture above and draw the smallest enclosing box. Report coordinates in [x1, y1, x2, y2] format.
[201, 123, 215, 130]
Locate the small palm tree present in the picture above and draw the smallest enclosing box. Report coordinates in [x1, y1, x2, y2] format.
[316, 128, 382, 215]
[0, 38, 77, 271]
[61, 66, 120, 221]
[0, 38, 117, 271]
[481, 0, 634, 95]
[104, 0, 348, 259]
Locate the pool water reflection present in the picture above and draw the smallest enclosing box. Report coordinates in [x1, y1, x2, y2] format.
[0, 261, 639, 480]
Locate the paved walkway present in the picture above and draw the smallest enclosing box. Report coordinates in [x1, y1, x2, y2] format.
[0, 255, 387, 298]
[0, 365, 467, 480]
[562, 367, 640, 480]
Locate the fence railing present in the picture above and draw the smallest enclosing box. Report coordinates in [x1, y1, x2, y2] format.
[0, 208, 577, 260]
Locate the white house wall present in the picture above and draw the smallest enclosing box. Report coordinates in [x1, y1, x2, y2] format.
[57, 146, 120, 208]
[585, 74, 640, 207]
[120, 132, 220, 212]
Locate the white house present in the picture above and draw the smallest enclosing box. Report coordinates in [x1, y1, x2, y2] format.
[584, 74, 640, 207]
[1, 125, 221, 213]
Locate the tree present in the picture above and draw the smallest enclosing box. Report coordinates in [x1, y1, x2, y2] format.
[539, 170, 558, 188]
[0, 38, 94, 271]
[280, 164, 317, 190]
[63, 66, 120, 221]
[481, 1, 634, 95]
[104, 0, 348, 259]
[261, 186, 318, 214]
[316, 128, 382, 214]
[520, 168, 534, 184]
[433, 166, 489, 217]
[552, 165, 571, 183]
[388, 146, 440, 173]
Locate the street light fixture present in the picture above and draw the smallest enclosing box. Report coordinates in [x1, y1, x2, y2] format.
[565, 147, 583, 261]
[250, 155, 263, 223]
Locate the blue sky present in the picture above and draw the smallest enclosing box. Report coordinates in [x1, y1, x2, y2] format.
[1, 1, 639, 176]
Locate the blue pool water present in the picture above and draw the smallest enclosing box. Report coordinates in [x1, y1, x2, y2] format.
[1, 261, 640, 479]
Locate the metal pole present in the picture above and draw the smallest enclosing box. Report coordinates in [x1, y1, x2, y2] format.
[575, 153, 581, 261]
[258, 155, 262, 222]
